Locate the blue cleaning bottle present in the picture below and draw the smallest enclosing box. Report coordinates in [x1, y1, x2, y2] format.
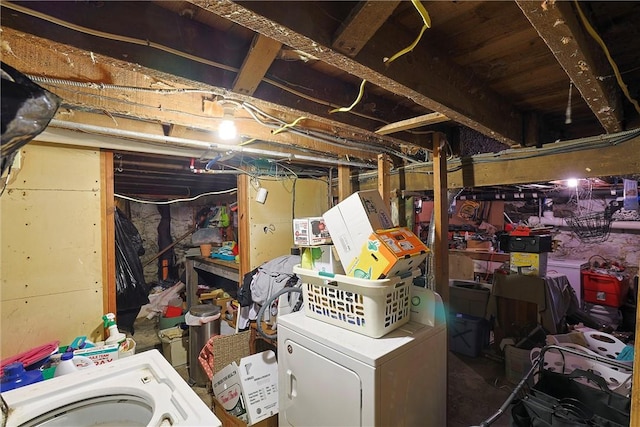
[1, 362, 44, 392]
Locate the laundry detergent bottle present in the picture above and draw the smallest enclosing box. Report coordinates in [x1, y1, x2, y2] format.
[1, 362, 44, 392]
[103, 313, 126, 346]
[53, 351, 95, 377]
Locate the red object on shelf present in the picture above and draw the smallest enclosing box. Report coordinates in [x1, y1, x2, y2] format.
[581, 270, 630, 307]
[509, 226, 531, 236]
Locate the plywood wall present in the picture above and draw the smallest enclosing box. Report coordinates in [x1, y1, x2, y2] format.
[246, 177, 329, 270]
[1, 143, 105, 359]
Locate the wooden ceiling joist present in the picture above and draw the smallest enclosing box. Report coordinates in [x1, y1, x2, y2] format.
[192, 0, 524, 146]
[332, 1, 401, 57]
[516, 0, 623, 133]
[233, 33, 282, 96]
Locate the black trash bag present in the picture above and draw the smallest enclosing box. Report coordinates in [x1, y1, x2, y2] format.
[1, 62, 61, 176]
[115, 208, 149, 312]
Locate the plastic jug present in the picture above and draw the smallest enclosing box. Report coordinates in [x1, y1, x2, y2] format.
[0, 362, 44, 392]
[54, 351, 94, 377]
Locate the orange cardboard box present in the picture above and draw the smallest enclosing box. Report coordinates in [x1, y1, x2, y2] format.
[347, 227, 429, 279]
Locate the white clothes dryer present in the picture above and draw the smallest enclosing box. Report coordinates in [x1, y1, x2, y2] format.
[0, 349, 221, 427]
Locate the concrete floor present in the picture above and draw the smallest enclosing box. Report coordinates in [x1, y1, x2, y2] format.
[130, 315, 516, 427]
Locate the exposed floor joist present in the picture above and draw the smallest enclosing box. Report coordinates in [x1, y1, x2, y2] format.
[517, 0, 623, 133]
[191, 0, 524, 146]
[331, 1, 401, 57]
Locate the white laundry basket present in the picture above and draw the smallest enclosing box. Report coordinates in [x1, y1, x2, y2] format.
[293, 265, 418, 338]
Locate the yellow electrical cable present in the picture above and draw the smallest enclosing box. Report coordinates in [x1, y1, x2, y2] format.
[238, 138, 257, 146]
[329, 79, 367, 113]
[574, 0, 640, 115]
[271, 116, 307, 135]
[384, 0, 431, 66]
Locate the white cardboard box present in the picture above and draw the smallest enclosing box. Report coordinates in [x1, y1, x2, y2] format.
[293, 217, 332, 246]
[73, 343, 120, 366]
[212, 362, 249, 423]
[322, 190, 394, 269]
[213, 350, 278, 426]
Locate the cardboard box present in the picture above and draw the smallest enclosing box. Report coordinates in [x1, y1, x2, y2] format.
[293, 217, 331, 246]
[300, 245, 344, 274]
[347, 227, 428, 279]
[213, 362, 249, 423]
[212, 350, 278, 426]
[73, 343, 120, 366]
[323, 190, 394, 269]
[213, 398, 278, 427]
[509, 252, 548, 276]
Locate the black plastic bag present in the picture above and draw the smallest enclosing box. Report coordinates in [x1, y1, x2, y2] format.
[115, 208, 149, 311]
[1, 62, 60, 176]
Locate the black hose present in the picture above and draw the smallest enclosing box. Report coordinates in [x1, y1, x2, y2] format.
[256, 287, 303, 340]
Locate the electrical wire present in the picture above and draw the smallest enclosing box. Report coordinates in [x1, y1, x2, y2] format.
[329, 80, 367, 113]
[114, 188, 237, 205]
[384, 0, 431, 66]
[573, 0, 640, 115]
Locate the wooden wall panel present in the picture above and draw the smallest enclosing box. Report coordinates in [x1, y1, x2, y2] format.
[1, 144, 104, 359]
[246, 177, 329, 271]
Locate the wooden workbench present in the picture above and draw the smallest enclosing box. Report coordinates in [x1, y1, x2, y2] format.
[185, 256, 240, 308]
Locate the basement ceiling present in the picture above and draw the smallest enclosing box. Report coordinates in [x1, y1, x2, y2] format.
[1, 1, 639, 198]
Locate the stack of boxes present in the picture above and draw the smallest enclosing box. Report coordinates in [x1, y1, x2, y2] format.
[294, 190, 430, 280]
[321, 190, 429, 280]
[293, 190, 431, 337]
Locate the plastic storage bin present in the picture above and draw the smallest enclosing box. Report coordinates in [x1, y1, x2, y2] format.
[449, 280, 491, 318]
[582, 271, 630, 307]
[293, 265, 417, 338]
[448, 313, 489, 357]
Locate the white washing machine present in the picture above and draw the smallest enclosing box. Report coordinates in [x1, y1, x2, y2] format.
[0, 349, 221, 427]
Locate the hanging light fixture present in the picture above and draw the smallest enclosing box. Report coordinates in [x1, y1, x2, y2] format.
[218, 101, 238, 140]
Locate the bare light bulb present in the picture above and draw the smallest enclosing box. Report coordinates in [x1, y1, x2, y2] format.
[567, 178, 579, 188]
[218, 119, 237, 140]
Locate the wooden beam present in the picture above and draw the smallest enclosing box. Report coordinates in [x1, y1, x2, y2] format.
[233, 34, 282, 95]
[432, 133, 449, 301]
[193, 0, 523, 146]
[2, 3, 423, 154]
[377, 154, 391, 208]
[332, 1, 401, 57]
[0, 28, 389, 163]
[237, 173, 250, 280]
[337, 164, 352, 202]
[354, 134, 640, 191]
[516, 0, 623, 133]
[100, 151, 116, 315]
[376, 112, 449, 135]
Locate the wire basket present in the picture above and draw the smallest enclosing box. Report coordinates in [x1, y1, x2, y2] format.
[565, 211, 612, 243]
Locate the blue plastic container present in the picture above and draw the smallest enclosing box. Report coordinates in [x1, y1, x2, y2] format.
[1, 362, 44, 392]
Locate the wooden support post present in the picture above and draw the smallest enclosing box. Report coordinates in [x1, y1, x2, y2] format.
[337, 164, 352, 202]
[378, 154, 391, 208]
[432, 133, 449, 302]
[100, 151, 116, 315]
[237, 173, 250, 280]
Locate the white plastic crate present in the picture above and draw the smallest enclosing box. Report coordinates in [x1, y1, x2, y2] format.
[293, 265, 417, 338]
